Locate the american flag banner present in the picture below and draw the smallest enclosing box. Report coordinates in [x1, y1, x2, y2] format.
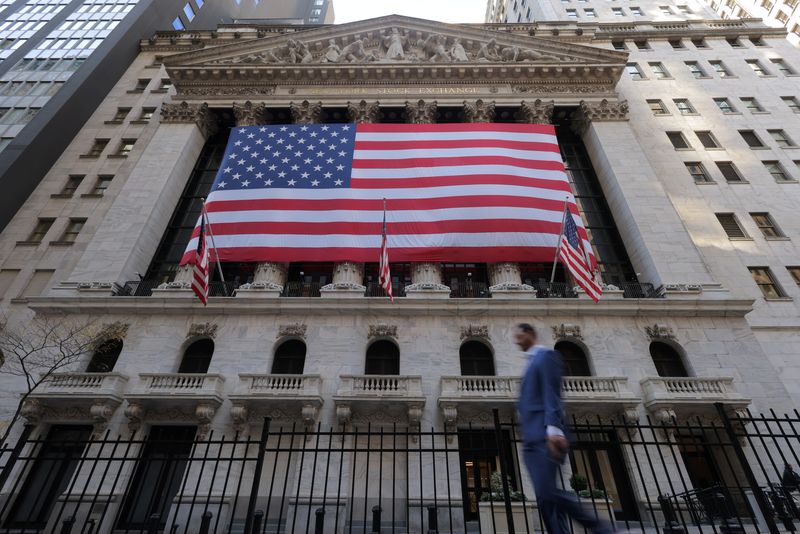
[558, 207, 602, 302]
[180, 123, 596, 267]
[379, 200, 393, 303]
[191, 211, 209, 305]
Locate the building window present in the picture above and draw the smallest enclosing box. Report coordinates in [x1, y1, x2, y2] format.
[695, 131, 720, 148]
[714, 98, 736, 113]
[555, 340, 592, 376]
[674, 99, 696, 114]
[132, 79, 150, 92]
[709, 60, 732, 77]
[650, 341, 689, 377]
[667, 131, 691, 149]
[182, 2, 195, 21]
[677, 4, 693, 12]
[111, 107, 129, 123]
[460, 340, 495, 376]
[58, 218, 86, 244]
[584, 8, 596, 17]
[746, 59, 770, 76]
[171, 17, 184, 30]
[633, 40, 649, 50]
[670, 39, 685, 49]
[763, 161, 793, 182]
[272, 339, 306, 374]
[727, 37, 744, 48]
[659, 5, 673, 14]
[84, 138, 108, 157]
[60, 175, 84, 196]
[715, 213, 748, 239]
[685, 61, 707, 77]
[88, 175, 113, 195]
[139, 107, 157, 121]
[748, 267, 787, 298]
[769, 129, 795, 147]
[692, 38, 708, 48]
[770, 58, 796, 75]
[626, 63, 644, 79]
[649, 62, 670, 78]
[365, 339, 400, 375]
[685, 162, 712, 183]
[612, 40, 626, 50]
[114, 139, 136, 157]
[740, 97, 765, 112]
[631, 6, 643, 15]
[178, 338, 214, 373]
[566, 8, 578, 18]
[86, 339, 123, 372]
[739, 130, 765, 148]
[612, 7, 624, 15]
[787, 267, 800, 287]
[156, 79, 172, 92]
[27, 218, 54, 243]
[781, 96, 800, 113]
[716, 161, 745, 182]
[750, 212, 786, 238]
[648, 99, 669, 115]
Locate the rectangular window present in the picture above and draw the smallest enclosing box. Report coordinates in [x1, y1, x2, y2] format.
[781, 96, 800, 112]
[584, 8, 596, 17]
[631, 6, 643, 15]
[59, 218, 86, 243]
[132, 79, 150, 92]
[28, 218, 54, 243]
[157, 79, 172, 91]
[635, 40, 650, 50]
[716, 213, 748, 238]
[770, 58, 796, 75]
[750, 37, 766, 47]
[674, 99, 697, 114]
[695, 131, 720, 148]
[612, 7, 624, 15]
[740, 97, 765, 112]
[183, 2, 195, 21]
[111, 107, 130, 122]
[648, 99, 669, 115]
[763, 161, 793, 182]
[90, 175, 113, 195]
[649, 62, 670, 78]
[727, 37, 743, 48]
[670, 39, 685, 49]
[787, 267, 800, 287]
[115, 139, 136, 157]
[692, 38, 708, 49]
[714, 98, 736, 113]
[739, 130, 765, 148]
[667, 131, 691, 149]
[677, 4, 692, 12]
[716, 161, 745, 182]
[709, 60, 732, 77]
[750, 212, 785, 238]
[566, 8, 578, 18]
[60, 175, 84, 196]
[171, 17, 184, 31]
[769, 129, 795, 147]
[749, 267, 787, 298]
[612, 41, 626, 51]
[685, 162, 713, 183]
[84, 138, 108, 157]
[139, 107, 157, 121]
[660, 5, 672, 14]
[746, 59, 770, 76]
[626, 63, 644, 79]
[686, 61, 706, 77]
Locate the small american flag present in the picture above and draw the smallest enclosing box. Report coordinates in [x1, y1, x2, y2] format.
[379, 200, 393, 303]
[558, 208, 602, 302]
[191, 212, 209, 305]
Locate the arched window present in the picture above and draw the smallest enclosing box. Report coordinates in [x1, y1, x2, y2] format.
[86, 339, 123, 373]
[554, 340, 592, 377]
[178, 339, 214, 374]
[649, 341, 689, 377]
[272, 339, 307, 374]
[365, 340, 399, 375]
[459, 340, 495, 376]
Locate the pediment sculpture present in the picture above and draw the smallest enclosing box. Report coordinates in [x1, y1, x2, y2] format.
[215, 27, 568, 66]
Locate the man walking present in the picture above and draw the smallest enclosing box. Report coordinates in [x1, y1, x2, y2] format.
[515, 323, 613, 534]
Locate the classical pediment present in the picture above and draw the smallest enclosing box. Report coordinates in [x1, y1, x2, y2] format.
[163, 15, 627, 90]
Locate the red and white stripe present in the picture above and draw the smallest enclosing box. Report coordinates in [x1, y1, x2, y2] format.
[558, 233, 602, 303]
[191, 214, 209, 305]
[181, 123, 596, 266]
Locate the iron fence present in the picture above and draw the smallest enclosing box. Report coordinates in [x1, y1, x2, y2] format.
[1, 406, 799, 533]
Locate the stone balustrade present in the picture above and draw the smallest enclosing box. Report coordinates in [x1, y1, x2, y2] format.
[239, 373, 323, 396]
[230, 374, 324, 431]
[334, 375, 426, 428]
[34, 372, 129, 398]
[137, 373, 226, 395]
[640, 376, 750, 424]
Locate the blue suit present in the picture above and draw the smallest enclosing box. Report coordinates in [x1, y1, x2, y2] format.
[518, 346, 612, 534]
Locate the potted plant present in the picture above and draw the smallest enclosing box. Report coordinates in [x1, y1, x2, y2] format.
[569, 473, 615, 527]
[478, 472, 536, 534]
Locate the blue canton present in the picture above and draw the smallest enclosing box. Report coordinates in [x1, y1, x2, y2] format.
[564, 213, 581, 249]
[212, 123, 357, 191]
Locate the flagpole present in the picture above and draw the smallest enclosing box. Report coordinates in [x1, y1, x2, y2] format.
[201, 200, 228, 297]
[549, 196, 571, 284]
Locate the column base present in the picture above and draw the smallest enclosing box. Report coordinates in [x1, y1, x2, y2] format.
[404, 283, 451, 299]
[320, 282, 366, 298]
[235, 282, 283, 299]
[489, 283, 535, 299]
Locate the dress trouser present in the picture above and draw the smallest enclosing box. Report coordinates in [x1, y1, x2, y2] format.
[523, 441, 613, 534]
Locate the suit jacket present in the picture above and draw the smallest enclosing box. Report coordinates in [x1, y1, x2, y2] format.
[518, 346, 566, 444]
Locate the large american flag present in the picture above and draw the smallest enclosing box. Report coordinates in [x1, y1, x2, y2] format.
[559, 210, 602, 302]
[180, 123, 596, 266]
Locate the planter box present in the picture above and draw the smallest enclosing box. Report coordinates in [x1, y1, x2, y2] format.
[478, 501, 538, 534]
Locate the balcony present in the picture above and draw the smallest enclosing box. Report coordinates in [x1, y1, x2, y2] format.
[117, 280, 239, 297]
[640, 376, 751, 423]
[281, 281, 321, 297]
[124, 373, 226, 435]
[229, 374, 324, 430]
[333, 375, 426, 428]
[365, 281, 406, 298]
[22, 372, 129, 429]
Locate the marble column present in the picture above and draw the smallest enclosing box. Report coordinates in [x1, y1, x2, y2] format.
[401, 100, 450, 298]
[570, 99, 715, 288]
[66, 101, 216, 296]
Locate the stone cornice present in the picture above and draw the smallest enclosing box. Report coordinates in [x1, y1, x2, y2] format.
[25, 295, 756, 318]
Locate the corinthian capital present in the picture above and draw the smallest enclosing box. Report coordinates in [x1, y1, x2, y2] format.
[290, 100, 323, 124]
[516, 99, 555, 125]
[232, 101, 266, 126]
[463, 99, 496, 123]
[405, 99, 437, 124]
[347, 100, 381, 124]
[570, 98, 629, 136]
[160, 101, 218, 138]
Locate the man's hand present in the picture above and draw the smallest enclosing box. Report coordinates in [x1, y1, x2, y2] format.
[547, 434, 569, 459]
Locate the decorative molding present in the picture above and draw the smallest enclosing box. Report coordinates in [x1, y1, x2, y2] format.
[570, 98, 629, 136]
[551, 323, 583, 341]
[347, 100, 381, 124]
[195, 403, 217, 439]
[278, 323, 307, 339]
[665, 283, 703, 293]
[369, 324, 398, 340]
[76, 281, 116, 293]
[289, 100, 323, 124]
[177, 85, 276, 97]
[232, 100, 266, 126]
[20, 399, 42, 425]
[516, 99, 555, 124]
[124, 402, 144, 433]
[159, 101, 217, 138]
[463, 99, 495, 123]
[512, 83, 614, 94]
[405, 99, 437, 124]
[188, 322, 218, 339]
[460, 324, 490, 341]
[644, 324, 675, 340]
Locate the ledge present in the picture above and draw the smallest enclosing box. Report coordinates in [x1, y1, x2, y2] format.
[50, 193, 73, 199]
[15, 240, 41, 247]
[80, 193, 104, 199]
[48, 240, 75, 246]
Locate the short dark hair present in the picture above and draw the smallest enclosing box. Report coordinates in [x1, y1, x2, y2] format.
[516, 323, 536, 335]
